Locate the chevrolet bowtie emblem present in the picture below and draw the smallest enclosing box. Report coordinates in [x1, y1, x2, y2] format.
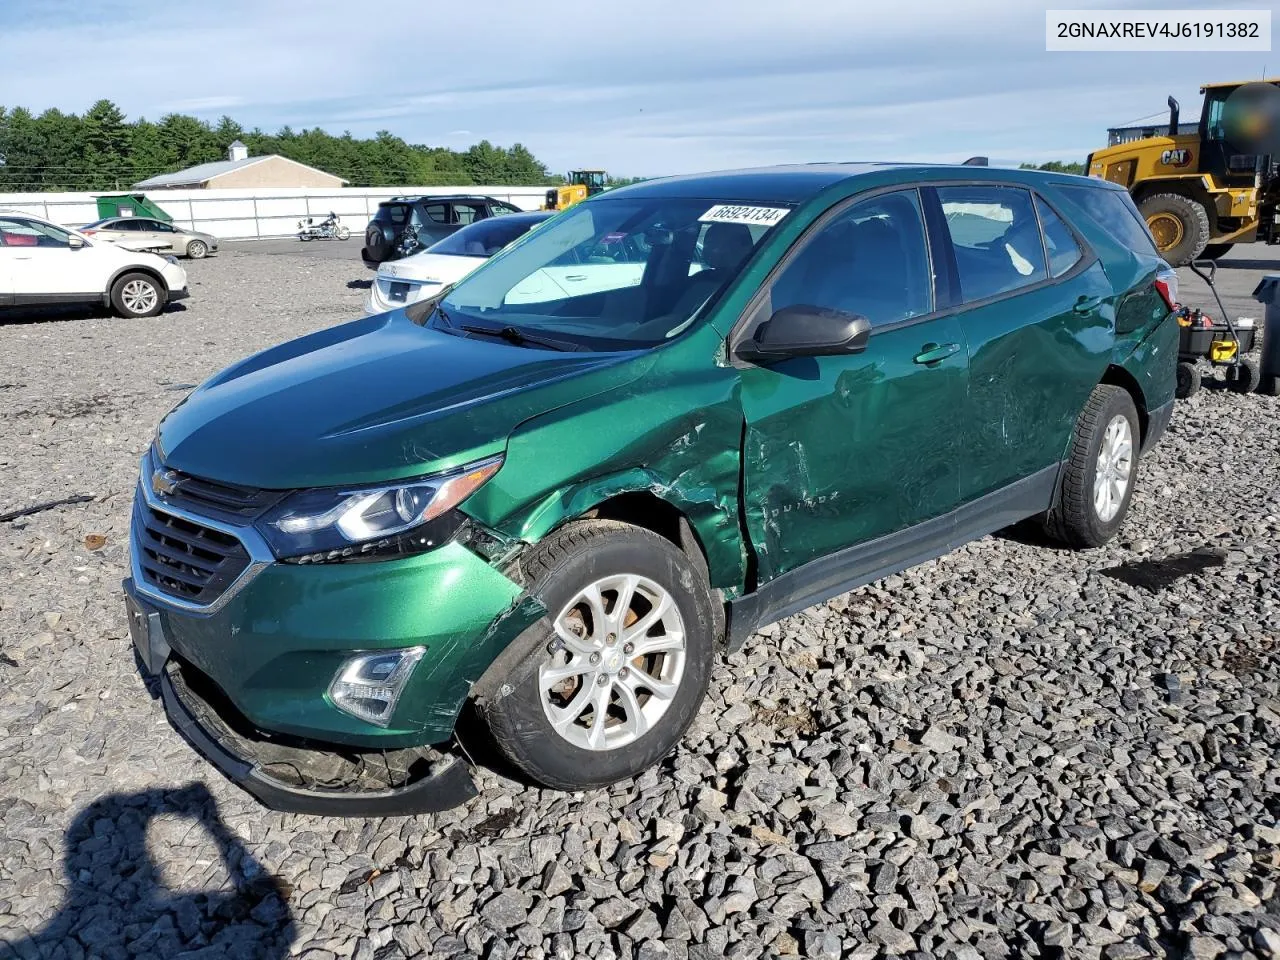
[151, 469, 179, 497]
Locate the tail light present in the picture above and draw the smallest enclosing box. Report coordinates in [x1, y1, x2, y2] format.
[81, 229, 97, 235]
[1153, 266, 1179, 311]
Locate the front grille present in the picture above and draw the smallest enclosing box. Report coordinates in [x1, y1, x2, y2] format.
[135, 499, 251, 604]
[158, 468, 283, 520]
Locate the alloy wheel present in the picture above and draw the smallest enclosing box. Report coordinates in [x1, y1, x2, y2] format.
[121, 279, 159, 315]
[539, 573, 686, 752]
[1093, 414, 1133, 523]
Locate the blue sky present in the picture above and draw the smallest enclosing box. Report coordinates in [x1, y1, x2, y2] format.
[0, 0, 1273, 177]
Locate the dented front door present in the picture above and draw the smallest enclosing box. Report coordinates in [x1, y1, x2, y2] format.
[736, 188, 969, 584]
[739, 318, 968, 584]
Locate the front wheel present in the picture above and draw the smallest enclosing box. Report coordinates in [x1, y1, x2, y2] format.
[1042, 385, 1140, 548]
[110, 272, 165, 318]
[481, 521, 715, 791]
[335, 226, 351, 241]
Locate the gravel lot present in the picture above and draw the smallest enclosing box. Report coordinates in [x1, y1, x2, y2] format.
[1, 244, 1278, 960]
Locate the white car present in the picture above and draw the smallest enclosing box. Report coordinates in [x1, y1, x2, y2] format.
[365, 211, 550, 315]
[0, 210, 188, 318]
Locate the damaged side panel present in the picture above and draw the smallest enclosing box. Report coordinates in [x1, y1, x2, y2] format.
[462, 325, 749, 592]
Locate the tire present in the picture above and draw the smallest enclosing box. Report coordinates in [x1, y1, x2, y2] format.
[1200, 242, 1234, 261]
[335, 226, 351, 241]
[1226, 356, 1261, 394]
[1260, 374, 1280, 398]
[185, 239, 208, 259]
[1138, 193, 1210, 267]
[109, 272, 165, 318]
[482, 520, 715, 791]
[1042, 385, 1140, 549]
[298, 233, 312, 242]
[1176, 360, 1202, 399]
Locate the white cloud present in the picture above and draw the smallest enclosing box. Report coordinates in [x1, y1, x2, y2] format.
[0, 0, 1270, 175]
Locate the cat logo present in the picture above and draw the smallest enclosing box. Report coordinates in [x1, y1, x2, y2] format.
[1159, 149, 1193, 168]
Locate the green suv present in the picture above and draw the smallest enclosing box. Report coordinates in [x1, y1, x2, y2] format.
[124, 163, 1178, 814]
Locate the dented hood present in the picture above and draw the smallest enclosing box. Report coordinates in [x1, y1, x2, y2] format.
[158, 311, 646, 488]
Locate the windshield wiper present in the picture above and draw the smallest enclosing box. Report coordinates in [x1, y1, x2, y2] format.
[458, 323, 580, 352]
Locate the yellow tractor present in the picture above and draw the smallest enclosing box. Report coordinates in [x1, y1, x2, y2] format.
[1087, 79, 1280, 264]
[542, 170, 609, 211]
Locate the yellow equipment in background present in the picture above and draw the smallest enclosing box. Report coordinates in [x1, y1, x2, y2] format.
[542, 170, 609, 211]
[1087, 79, 1280, 265]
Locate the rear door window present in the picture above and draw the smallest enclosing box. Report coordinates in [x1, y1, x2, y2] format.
[937, 186, 1047, 302]
[453, 203, 487, 225]
[384, 204, 411, 226]
[1035, 197, 1084, 278]
[420, 203, 448, 224]
[1056, 185, 1159, 256]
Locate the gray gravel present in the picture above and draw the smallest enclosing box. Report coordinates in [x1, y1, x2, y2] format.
[1, 244, 1278, 959]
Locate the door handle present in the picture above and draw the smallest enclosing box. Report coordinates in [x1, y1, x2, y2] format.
[1073, 295, 1104, 314]
[913, 342, 961, 366]
[564, 275, 587, 281]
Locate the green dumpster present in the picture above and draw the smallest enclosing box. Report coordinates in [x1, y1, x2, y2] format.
[94, 193, 172, 222]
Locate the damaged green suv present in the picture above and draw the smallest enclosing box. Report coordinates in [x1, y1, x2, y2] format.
[125, 164, 1178, 814]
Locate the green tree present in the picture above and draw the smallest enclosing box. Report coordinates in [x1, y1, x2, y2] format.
[0, 101, 561, 191]
[1019, 160, 1086, 176]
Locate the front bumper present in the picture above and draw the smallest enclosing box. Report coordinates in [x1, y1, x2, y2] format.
[126, 478, 545, 811]
[150, 626, 478, 816]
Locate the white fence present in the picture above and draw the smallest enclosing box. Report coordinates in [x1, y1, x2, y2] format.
[0, 186, 551, 241]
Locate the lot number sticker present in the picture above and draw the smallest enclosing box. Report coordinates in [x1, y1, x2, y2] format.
[699, 204, 790, 227]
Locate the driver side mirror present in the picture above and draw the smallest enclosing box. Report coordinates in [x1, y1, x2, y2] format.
[736, 304, 871, 362]
[68, 235, 85, 250]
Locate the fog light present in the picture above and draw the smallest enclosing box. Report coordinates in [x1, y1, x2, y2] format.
[328, 647, 425, 727]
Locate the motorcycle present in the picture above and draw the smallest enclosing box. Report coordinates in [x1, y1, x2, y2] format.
[297, 212, 351, 242]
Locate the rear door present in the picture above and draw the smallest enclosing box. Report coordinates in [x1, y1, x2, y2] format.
[932, 183, 1113, 501]
[415, 201, 452, 244]
[738, 188, 970, 582]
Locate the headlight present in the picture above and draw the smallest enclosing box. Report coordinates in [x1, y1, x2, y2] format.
[256, 455, 503, 562]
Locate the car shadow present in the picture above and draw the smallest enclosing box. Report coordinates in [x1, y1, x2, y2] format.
[0, 784, 295, 959]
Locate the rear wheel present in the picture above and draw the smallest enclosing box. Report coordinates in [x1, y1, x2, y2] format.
[1226, 356, 1261, 394]
[1200, 242, 1234, 261]
[1043, 385, 1140, 548]
[185, 239, 208, 259]
[1176, 361, 1202, 399]
[1139, 193, 1210, 266]
[110, 272, 165, 318]
[481, 521, 715, 791]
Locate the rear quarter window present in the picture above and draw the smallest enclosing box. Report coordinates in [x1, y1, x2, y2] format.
[1055, 185, 1158, 257]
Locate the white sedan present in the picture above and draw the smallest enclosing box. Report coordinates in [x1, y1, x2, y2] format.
[365, 211, 551, 315]
[0, 210, 189, 318]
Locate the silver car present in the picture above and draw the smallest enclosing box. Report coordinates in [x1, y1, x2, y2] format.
[80, 217, 219, 259]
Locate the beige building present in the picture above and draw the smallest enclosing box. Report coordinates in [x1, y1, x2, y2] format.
[133, 141, 347, 190]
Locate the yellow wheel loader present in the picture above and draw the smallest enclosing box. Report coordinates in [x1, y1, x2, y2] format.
[542, 170, 608, 212]
[1087, 80, 1280, 265]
